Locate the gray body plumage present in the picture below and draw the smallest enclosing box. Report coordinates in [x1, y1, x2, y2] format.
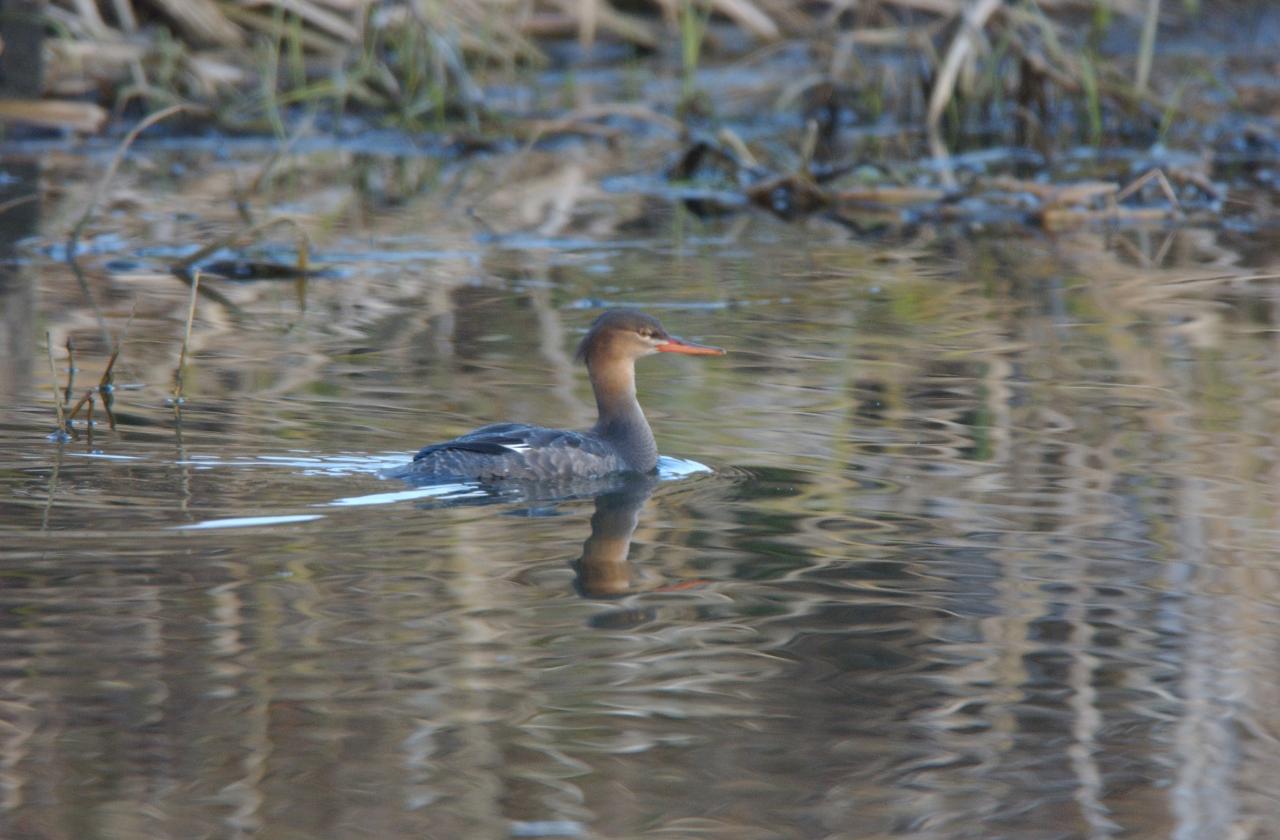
[384, 422, 634, 482]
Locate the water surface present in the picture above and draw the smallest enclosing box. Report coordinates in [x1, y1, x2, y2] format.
[2, 143, 1280, 839]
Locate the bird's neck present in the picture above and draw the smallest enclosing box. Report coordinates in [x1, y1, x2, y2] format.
[588, 360, 658, 472]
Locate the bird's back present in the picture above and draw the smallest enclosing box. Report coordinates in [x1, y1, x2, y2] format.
[385, 422, 631, 483]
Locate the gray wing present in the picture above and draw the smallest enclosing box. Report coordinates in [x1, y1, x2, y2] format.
[400, 423, 627, 481]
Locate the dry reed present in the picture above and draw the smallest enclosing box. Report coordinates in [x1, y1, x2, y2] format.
[38, 0, 1177, 140]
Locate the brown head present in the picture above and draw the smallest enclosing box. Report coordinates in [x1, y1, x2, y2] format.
[574, 309, 725, 368]
[575, 309, 724, 472]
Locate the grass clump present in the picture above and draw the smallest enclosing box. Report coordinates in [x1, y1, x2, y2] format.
[33, 0, 1201, 136]
[26, 0, 1246, 192]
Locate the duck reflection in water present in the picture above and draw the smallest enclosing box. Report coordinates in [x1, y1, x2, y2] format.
[576, 474, 690, 628]
[383, 471, 698, 621]
[573, 474, 653, 594]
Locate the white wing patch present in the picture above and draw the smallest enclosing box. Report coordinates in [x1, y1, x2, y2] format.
[500, 443, 532, 453]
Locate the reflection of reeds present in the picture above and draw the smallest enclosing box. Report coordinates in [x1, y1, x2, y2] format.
[172, 270, 201, 405]
[45, 332, 68, 440]
[67, 104, 191, 257]
[179, 216, 311, 273]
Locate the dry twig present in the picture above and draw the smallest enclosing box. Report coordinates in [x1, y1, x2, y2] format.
[926, 0, 1002, 188]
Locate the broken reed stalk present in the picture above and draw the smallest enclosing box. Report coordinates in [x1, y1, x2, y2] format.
[173, 269, 202, 404]
[98, 345, 120, 430]
[67, 104, 190, 260]
[63, 342, 121, 428]
[99, 346, 120, 387]
[65, 391, 91, 424]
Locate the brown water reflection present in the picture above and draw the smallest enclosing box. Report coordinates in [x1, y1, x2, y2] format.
[2, 143, 1280, 839]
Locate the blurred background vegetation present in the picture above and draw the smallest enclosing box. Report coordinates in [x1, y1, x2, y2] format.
[6, 0, 1266, 145]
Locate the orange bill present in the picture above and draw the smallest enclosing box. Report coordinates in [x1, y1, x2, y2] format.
[656, 336, 725, 355]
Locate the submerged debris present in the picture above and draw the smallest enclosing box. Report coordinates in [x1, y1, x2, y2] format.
[669, 131, 1231, 230]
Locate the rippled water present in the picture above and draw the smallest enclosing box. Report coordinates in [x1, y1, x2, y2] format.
[2, 142, 1280, 839]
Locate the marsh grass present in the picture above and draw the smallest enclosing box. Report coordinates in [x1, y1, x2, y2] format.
[37, 0, 1260, 237]
[39, 0, 1197, 144]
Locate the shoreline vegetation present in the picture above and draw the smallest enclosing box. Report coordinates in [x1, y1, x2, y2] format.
[21, 4, 1279, 449]
[5, 1, 1277, 232]
[12, 2, 1268, 139]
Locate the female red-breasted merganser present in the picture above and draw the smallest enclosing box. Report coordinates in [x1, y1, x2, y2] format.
[385, 309, 724, 483]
